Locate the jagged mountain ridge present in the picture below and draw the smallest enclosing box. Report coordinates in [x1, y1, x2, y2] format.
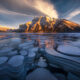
[19, 16, 80, 32]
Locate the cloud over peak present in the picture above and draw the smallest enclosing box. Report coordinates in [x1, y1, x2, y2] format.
[25, 0, 58, 18]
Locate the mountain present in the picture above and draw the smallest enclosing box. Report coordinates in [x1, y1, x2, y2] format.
[54, 19, 80, 32]
[0, 25, 14, 32]
[19, 16, 80, 33]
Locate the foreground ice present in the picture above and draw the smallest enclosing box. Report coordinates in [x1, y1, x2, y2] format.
[0, 57, 8, 65]
[57, 45, 80, 56]
[26, 68, 57, 80]
[8, 55, 24, 67]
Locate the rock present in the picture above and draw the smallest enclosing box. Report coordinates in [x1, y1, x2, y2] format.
[57, 45, 80, 56]
[67, 72, 80, 80]
[20, 50, 28, 56]
[8, 55, 24, 67]
[26, 68, 58, 80]
[19, 16, 80, 33]
[0, 57, 8, 65]
[54, 73, 66, 80]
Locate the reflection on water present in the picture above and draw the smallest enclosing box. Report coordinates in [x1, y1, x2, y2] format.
[0, 33, 80, 50]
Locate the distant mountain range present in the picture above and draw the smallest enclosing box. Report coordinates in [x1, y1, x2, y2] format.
[0, 16, 80, 33]
[18, 16, 80, 33]
[0, 25, 15, 32]
[0, 26, 10, 32]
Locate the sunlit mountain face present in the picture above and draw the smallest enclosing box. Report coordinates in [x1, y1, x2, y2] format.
[0, 25, 15, 32]
[0, 0, 80, 28]
[17, 16, 80, 33]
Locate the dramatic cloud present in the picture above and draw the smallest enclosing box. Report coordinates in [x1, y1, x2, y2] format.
[66, 8, 80, 19]
[0, 0, 58, 18]
[0, 0, 80, 27]
[25, 0, 58, 18]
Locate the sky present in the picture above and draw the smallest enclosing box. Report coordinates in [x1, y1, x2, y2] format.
[0, 0, 80, 28]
